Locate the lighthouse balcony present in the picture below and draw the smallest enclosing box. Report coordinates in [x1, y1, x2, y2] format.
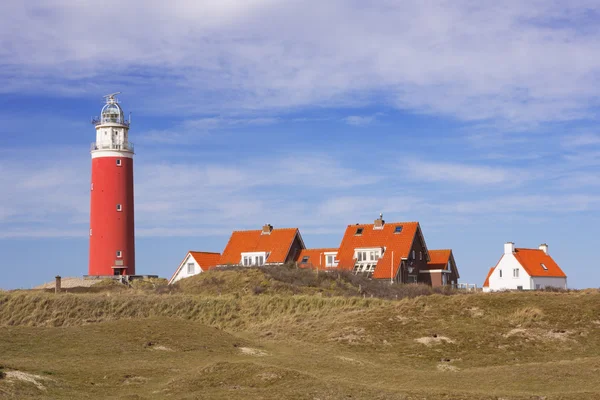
[91, 141, 134, 152]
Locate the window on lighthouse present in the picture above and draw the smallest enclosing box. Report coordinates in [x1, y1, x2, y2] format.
[116, 251, 122, 258]
[116, 159, 122, 166]
[116, 204, 122, 212]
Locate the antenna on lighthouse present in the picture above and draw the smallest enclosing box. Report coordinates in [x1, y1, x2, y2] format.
[103, 92, 121, 103]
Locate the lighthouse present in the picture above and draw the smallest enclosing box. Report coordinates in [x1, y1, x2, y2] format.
[88, 93, 135, 276]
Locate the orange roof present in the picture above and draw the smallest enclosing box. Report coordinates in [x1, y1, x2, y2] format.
[189, 251, 222, 271]
[219, 228, 302, 265]
[168, 251, 221, 284]
[482, 267, 494, 287]
[336, 222, 423, 279]
[296, 248, 338, 270]
[425, 249, 452, 270]
[513, 248, 566, 278]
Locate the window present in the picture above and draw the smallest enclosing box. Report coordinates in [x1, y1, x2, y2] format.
[187, 263, 194, 274]
[91, 183, 94, 191]
[355, 227, 364, 235]
[541, 263, 548, 270]
[536, 284, 541, 290]
[301, 256, 309, 263]
[116, 250, 122, 258]
[499, 269, 503, 278]
[326, 255, 335, 266]
[394, 225, 403, 233]
[116, 204, 122, 211]
[369, 251, 375, 261]
[116, 159, 122, 166]
[513, 268, 519, 278]
[411, 250, 415, 259]
[243, 256, 249, 266]
[89, 228, 92, 236]
[517, 285, 523, 291]
[258, 256, 264, 266]
[419, 251, 422, 261]
[357, 252, 362, 262]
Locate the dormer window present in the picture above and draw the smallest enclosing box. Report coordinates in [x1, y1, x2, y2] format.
[355, 227, 364, 235]
[394, 225, 403, 233]
[241, 252, 267, 267]
[541, 263, 548, 270]
[301, 256, 309, 263]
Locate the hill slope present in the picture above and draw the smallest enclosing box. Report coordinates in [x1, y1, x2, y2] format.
[1, 273, 600, 399]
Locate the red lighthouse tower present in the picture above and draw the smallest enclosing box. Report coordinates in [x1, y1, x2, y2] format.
[89, 93, 135, 276]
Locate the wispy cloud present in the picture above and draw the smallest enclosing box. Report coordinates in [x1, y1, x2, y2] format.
[3, 1, 600, 124]
[402, 159, 528, 186]
[344, 115, 377, 126]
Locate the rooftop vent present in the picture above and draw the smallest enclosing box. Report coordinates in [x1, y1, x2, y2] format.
[262, 224, 273, 235]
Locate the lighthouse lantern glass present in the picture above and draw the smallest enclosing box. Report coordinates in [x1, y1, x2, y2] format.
[101, 103, 125, 124]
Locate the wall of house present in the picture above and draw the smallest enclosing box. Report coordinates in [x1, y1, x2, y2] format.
[410, 235, 429, 284]
[487, 254, 532, 291]
[447, 260, 459, 286]
[171, 255, 201, 284]
[531, 276, 567, 290]
[286, 234, 305, 263]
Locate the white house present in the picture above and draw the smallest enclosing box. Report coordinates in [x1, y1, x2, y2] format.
[483, 242, 567, 292]
[168, 251, 221, 285]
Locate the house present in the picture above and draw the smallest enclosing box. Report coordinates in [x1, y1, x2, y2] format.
[421, 249, 460, 287]
[168, 251, 221, 284]
[482, 242, 567, 292]
[295, 248, 339, 270]
[218, 224, 305, 267]
[335, 215, 442, 284]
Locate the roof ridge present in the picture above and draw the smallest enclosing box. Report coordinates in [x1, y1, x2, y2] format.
[346, 221, 419, 227]
[189, 251, 221, 254]
[231, 227, 299, 233]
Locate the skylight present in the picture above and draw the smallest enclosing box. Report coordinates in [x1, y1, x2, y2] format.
[541, 263, 548, 270]
[394, 225, 403, 233]
[301, 256, 309, 263]
[355, 227, 364, 235]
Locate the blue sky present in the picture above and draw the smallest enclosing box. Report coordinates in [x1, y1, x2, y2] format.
[1, 1, 600, 289]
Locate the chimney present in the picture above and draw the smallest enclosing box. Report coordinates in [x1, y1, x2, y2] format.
[262, 224, 273, 235]
[55, 275, 61, 294]
[539, 243, 548, 254]
[504, 242, 515, 254]
[374, 213, 385, 229]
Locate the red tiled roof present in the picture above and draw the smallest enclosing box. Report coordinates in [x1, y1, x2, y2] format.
[483, 267, 494, 287]
[169, 251, 221, 284]
[219, 228, 301, 265]
[424, 249, 452, 270]
[336, 222, 422, 279]
[189, 251, 222, 271]
[295, 248, 338, 270]
[513, 248, 566, 278]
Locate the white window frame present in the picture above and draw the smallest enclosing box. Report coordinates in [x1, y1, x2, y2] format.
[241, 251, 268, 267]
[324, 252, 338, 268]
[116, 159, 122, 166]
[116, 204, 122, 212]
[513, 268, 519, 278]
[541, 263, 548, 270]
[116, 250, 122, 258]
[187, 262, 195, 274]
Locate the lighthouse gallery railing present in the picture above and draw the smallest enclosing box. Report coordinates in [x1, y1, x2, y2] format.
[91, 142, 134, 152]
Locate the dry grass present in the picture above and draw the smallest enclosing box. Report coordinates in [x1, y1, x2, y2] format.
[1, 280, 600, 399]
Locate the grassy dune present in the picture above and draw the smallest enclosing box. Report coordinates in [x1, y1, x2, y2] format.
[1, 269, 600, 399]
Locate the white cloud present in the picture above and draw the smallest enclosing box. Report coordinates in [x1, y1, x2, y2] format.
[344, 115, 376, 126]
[403, 159, 525, 186]
[2, 1, 600, 123]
